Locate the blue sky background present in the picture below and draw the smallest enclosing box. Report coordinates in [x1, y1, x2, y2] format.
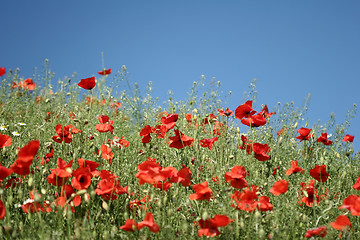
[1, 1, 359, 151]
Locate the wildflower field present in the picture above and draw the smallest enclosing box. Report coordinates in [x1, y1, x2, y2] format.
[0, 65, 359, 239]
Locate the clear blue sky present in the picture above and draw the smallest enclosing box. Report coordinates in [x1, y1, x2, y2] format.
[1, 1, 359, 151]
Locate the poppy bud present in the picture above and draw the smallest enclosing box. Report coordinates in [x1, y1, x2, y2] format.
[202, 211, 208, 220]
[65, 167, 73, 175]
[239, 218, 244, 228]
[259, 228, 265, 238]
[84, 193, 90, 202]
[102, 201, 109, 211]
[255, 211, 261, 219]
[28, 177, 33, 187]
[76, 190, 87, 195]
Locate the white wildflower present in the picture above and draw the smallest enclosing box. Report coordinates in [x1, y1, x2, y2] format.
[12, 131, 20, 136]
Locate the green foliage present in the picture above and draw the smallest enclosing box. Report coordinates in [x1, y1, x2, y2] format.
[0, 66, 359, 239]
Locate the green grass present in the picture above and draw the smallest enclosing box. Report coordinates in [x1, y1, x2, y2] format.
[0, 65, 359, 239]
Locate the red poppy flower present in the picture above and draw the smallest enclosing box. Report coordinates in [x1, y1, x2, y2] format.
[253, 143, 271, 161]
[272, 166, 280, 175]
[202, 114, 217, 125]
[135, 158, 177, 190]
[0, 67, 5, 77]
[154, 124, 167, 138]
[78, 76, 96, 90]
[296, 128, 312, 141]
[52, 124, 72, 143]
[277, 128, 287, 136]
[353, 174, 360, 190]
[66, 124, 81, 134]
[41, 147, 54, 165]
[304, 226, 327, 238]
[285, 160, 305, 175]
[137, 212, 160, 233]
[237, 135, 253, 154]
[224, 165, 248, 189]
[108, 136, 129, 149]
[198, 214, 234, 237]
[342, 134, 354, 142]
[217, 108, 233, 117]
[0, 199, 5, 219]
[23, 78, 36, 90]
[270, 180, 288, 196]
[185, 113, 194, 124]
[260, 105, 276, 118]
[169, 164, 192, 187]
[47, 158, 73, 186]
[317, 133, 333, 145]
[168, 129, 194, 149]
[71, 167, 92, 190]
[298, 180, 321, 207]
[189, 181, 213, 201]
[0, 163, 13, 181]
[21, 190, 51, 214]
[57, 184, 82, 207]
[95, 115, 114, 134]
[330, 215, 351, 231]
[5, 177, 22, 189]
[98, 68, 112, 75]
[99, 144, 114, 165]
[309, 165, 329, 182]
[212, 121, 227, 136]
[231, 186, 259, 212]
[129, 195, 151, 213]
[10, 140, 40, 175]
[200, 137, 218, 150]
[120, 219, 138, 232]
[135, 158, 162, 185]
[95, 177, 128, 200]
[235, 100, 256, 119]
[78, 158, 99, 177]
[241, 113, 267, 127]
[339, 195, 360, 216]
[152, 181, 172, 191]
[140, 125, 155, 143]
[258, 196, 273, 211]
[161, 113, 178, 131]
[0, 133, 12, 148]
[99, 169, 119, 180]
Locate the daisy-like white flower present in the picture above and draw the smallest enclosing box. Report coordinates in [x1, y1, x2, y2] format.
[18, 122, 26, 126]
[12, 131, 20, 136]
[0, 124, 7, 131]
